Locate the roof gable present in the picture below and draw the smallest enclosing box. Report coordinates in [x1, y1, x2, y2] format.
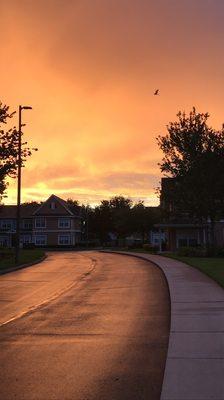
[33, 195, 74, 216]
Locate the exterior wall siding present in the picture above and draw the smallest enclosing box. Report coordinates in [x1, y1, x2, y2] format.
[0, 197, 82, 248]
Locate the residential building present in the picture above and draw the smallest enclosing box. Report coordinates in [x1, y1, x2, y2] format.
[156, 177, 224, 251]
[0, 194, 82, 247]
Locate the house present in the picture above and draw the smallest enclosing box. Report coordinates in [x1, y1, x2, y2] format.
[156, 177, 224, 251]
[0, 194, 82, 247]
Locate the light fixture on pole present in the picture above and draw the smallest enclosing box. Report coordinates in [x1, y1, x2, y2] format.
[15, 105, 32, 264]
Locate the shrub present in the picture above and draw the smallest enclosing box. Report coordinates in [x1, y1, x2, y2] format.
[127, 242, 143, 249]
[0, 251, 12, 259]
[217, 248, 224, 257]
[23, 243, 36, 249]
[177, 246, 207, 257]
[142, 243, 159, 253]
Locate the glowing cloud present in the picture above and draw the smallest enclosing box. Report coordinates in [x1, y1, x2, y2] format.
[1, 0, 224, 205]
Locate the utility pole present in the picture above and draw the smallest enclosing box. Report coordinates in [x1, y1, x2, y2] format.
[86, 207, 89, 249]
[15, 105, 32, 264]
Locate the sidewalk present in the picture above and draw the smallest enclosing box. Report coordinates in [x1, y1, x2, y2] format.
[103, 251, 224, 400]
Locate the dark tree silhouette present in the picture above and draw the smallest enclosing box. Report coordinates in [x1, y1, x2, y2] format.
[66, 198, 81, 214]
[87, 196, 160, 246]
[0, 101, 37, 201]
[65, 195, 160, 247]
[157, 107, 224, 246]
[131, 201, 159, 242]
[88, 196, 132, 246]
[91, 200, 113, 245]
[108, 196, 133, 244]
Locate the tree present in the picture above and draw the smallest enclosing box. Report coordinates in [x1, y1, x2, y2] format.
[89, 196, 133, 246]
[157, 107, 224, 245]
[82, 195, 160, 247]
[92, 200, 113, 245]
[0, 101, 37, 201]
[66, 198, 81, 214]
[131, 202, 159, 242]
[109, 196, 133, 244]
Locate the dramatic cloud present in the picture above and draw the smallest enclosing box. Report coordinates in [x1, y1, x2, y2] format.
[1, 0, 224, 205]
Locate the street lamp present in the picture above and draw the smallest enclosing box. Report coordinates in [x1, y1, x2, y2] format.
[15, 105, 32, 264]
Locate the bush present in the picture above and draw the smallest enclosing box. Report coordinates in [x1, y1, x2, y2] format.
[206, 246, 224, 257]
[142, 243, 159, 253]
[127, 242, 143, 250]
[23, 243, 36, 249]
[0, 251, 12, 260]
[177, 246, 207, 257]
[217, 248, 224, 257]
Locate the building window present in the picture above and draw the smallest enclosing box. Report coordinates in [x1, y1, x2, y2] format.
[0, 236, 10, 247]
[0, 219, 14, 230]
[35, 235, 47, 246]
[50, 202, 56, 210]
[22, 219, 32, 230]
[58, 218, 70, 228]
[35, 217, 46, 228]
[58, 234, 70, 245]
[21, 235, 32, 244]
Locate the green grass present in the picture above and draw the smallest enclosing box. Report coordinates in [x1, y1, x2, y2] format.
[0, 249, 45, 271]
[166, 255, 224, 289]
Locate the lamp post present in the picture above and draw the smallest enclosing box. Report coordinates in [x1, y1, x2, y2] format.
[15, 105, 32, 264]
[86, 209, 89, 249]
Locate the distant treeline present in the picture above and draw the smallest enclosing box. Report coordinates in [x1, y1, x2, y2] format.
[22, 196, 160, 245]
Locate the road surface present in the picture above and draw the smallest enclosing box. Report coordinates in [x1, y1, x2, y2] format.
[0, 251, 170, 400]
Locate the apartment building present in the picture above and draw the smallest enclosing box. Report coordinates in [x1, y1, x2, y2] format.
[0, 194, 82, 247]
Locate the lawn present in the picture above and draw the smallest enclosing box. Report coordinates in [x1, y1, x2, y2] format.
[0, 249, 46, 271]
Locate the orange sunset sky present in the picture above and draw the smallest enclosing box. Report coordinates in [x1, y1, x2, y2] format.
[1, 0, 224, 206]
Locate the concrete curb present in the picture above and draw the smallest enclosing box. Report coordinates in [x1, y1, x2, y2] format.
[0, 255, 47, 275]
[101, 250, 224, 400]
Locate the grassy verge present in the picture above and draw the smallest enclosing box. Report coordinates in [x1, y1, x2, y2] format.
[0, 249, 46, 271]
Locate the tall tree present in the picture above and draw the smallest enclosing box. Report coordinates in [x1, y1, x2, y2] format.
[66, 198, 81, 214]
[109, 196, 133, 243]
[131, 202, 159, 241]
[0, 101, 37, 201]
[92, 200, 113, 245]
[157, 107, 224, 244]
[89, 196, 133, 245]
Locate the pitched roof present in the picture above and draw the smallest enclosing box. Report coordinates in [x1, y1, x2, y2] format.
[0, 204, 39, 218]
[52, 195, 74, 215]
[33, 194, 74, 216]
[0, 195, 82, 218]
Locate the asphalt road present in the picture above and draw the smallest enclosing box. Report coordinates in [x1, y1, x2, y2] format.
[0, 252, 96, 326]
[0, 251, 170, 400]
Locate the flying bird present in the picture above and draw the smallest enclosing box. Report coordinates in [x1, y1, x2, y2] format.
[154, 89, 159, 95]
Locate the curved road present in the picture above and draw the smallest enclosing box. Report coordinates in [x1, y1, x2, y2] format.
[0, 251, 170, 400]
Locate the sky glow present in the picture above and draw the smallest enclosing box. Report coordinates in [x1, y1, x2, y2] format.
[1, 0, 224, 205]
